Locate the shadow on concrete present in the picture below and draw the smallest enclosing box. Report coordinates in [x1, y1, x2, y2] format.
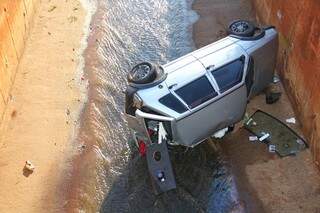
[22, 167, 33, 177]
[220, 127, 276, 213]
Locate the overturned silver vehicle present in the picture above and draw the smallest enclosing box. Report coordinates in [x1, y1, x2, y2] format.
[124, 20, 278, 194]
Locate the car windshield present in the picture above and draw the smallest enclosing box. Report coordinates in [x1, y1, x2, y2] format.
[175, 76, 217, 109]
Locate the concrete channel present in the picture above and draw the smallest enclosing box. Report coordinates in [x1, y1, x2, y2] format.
[0, 0, 319, 212]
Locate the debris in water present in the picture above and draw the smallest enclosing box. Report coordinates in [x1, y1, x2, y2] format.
[286, 117, 296, 124]
[249, 136, 258, 142]
[24, 161, 35, 172]
[273, 75, 280, 83]
[269, 145, 276, 153]
[246, 118, 253, 125]
[213, 127, 228, 138]
[296, 139, 304, 145]
[259, 133, 270, 142]
[66, 108, 70, 115]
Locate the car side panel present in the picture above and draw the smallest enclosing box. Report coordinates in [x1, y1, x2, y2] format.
[173, 85, 247, 147]
[248, 37, 278, 96]
[236, 28, 278, 96]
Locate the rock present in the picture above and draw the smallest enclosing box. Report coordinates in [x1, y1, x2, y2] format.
[286, 117, 296, 124]
[24, 161, 35, 172]
[266, 92, 281, 104]
[48, 5, 57, 12]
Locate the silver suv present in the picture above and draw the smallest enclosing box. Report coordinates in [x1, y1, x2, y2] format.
[124, 20, 278, 193]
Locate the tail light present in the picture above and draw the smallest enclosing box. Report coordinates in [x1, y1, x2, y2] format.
[138, 140, 146, 156]
[138, 128, 155, 157]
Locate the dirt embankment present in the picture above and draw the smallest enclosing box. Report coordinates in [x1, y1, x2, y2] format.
[0, 0, 91, 212]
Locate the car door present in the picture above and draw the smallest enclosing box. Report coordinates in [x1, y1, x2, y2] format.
[172, 45, 249, 147]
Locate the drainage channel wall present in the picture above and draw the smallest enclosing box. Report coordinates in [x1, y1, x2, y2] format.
[0, 0, 39, 128]
[252, 0, 320, 167]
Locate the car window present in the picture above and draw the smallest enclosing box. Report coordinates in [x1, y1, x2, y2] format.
[211, 58, 244, 93]
[175, 76, 217, 109]
[159, 93, 187, 113]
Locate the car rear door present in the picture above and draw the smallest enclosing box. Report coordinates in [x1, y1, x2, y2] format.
[172, 45, 249, 147]
[198, 44, 249, 126]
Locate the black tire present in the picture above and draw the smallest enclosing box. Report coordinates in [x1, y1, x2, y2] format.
[228, 20, 255, 37]
[127, 62, 157, 84]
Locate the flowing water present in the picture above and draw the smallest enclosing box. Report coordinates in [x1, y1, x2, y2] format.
[69, 0, 242, 212]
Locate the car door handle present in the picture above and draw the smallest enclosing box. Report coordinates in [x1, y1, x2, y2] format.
[168, 83, 177, 89]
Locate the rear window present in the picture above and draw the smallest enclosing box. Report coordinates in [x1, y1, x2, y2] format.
[159, 94, 187, 113]
[175, 76, 217, 109]
[211, 58, 244, 93]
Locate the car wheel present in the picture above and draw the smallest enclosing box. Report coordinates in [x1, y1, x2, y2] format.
[127, 62, 157, 84]
[228, 20, 255, 37]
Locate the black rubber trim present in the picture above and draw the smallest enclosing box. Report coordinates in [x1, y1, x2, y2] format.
[245, 57, 254, 97]
[263, 25, 276, 30]
[229, 28, 265, 40]
[211, 56, 245, 93]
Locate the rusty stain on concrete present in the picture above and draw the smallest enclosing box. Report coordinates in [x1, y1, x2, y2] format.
[252, 0, 320, 168]
[0, 0, 39, 125]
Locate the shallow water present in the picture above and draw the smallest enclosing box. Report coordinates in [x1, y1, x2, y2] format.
[72, 0, 241, 212]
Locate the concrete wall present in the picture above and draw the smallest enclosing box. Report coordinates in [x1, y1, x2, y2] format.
[0, 0, 39, 124]
[251, 0, 320, 167]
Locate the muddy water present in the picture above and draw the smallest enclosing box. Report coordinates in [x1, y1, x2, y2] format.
[68, 0, 241, 212]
